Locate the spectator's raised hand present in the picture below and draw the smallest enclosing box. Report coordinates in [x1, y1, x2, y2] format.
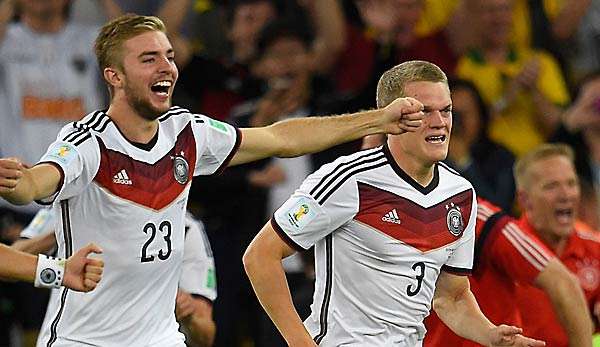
[514, 58, 541, 91]
[63, 243, 104, 292]
[562, 76, 600, 132]
[355, 0, 401, 42]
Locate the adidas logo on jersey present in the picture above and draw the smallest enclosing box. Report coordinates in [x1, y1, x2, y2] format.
[382, 209, 401, 224]
[113, 169, 132, 185]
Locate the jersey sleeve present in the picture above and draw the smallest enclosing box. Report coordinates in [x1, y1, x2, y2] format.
[20, 208, 56, 239]
[443, 189, 477, 275]
[36, 123, 100, 204]
[272, 161, 360, 251]
[489, 221, 555, 283]
[179, 214, 217, 301]
[191, 115, 241, 176]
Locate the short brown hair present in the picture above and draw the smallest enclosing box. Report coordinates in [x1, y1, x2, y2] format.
[376, 60, 448, 108]
[514, 143, 576, 190]
[94, 14, 166, 72]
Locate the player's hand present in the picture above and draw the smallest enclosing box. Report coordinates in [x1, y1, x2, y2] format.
[488, 325, 545, 346]
[0, 157, 25, 195]
[63, 243, 104, 292]
[380, 97, 424, 135]
[175, 290, 196, 321]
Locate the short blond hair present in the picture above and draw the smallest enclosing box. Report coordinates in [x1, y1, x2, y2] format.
[94, 14, 166, 72]
[514, 143, 575, 190]
[376, 60, 448, 108]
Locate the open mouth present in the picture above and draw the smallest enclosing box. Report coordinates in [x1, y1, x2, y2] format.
[425, 135, 446, 144]
[150, 80, 172, 97]
[554, 208, 574, 224]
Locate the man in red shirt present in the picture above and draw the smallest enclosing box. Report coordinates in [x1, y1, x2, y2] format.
[510, 144, 600, 346]
[424, 196, 591, 346]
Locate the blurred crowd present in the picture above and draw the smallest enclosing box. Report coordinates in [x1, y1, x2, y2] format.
[1, 0, 600, 346]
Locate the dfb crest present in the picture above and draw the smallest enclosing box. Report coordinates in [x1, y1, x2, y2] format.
[445, 202, 464, 236]
[172, 153, 189, 185]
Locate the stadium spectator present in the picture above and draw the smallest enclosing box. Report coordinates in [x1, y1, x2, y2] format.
[176, 0, 346, 121]
[244, 60, 543, 346]
[0, 13, 424, 346]
[333, 0, 459, 111]
[512, 144, 600, 347]
[424, 198, 592, 347]
[456, 0, 570, 157]
[551, 72, 600, 192]
[570, 1, 600, 80]
[0, 0, 103, 215]
[445, 79, 516, 210]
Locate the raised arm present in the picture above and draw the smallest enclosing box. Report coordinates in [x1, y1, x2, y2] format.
[302, 0, 346, 74]
[534, 258, 593, 347]
[0, 158, 62, 205]
[230, 97, 424, 166]
[243, 221, 316, 347]
[433, 272, 545, 346]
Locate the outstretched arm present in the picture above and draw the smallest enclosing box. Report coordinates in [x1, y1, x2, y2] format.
[0, 159, 61, 205]
[433, 272, 545, 346]
[231, 97, 424, 166]
[534, 258, 593, 347]
[0, 243, 104, 292]
[243, 222, 316, 347]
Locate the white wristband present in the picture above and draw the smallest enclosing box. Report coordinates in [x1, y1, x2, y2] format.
[34, 254, 65, 289]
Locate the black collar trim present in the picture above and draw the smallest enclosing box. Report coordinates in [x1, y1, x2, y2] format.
[382, 143, 439, 195]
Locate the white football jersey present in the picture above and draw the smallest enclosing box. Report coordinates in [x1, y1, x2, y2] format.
[179, 212, 217, 301]
[0, 21, 102, 214]
[35, 107, 238, 347]
[273, 146, 477, 346]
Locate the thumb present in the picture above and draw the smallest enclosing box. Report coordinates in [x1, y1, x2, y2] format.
[80, 243, 103, 257]
[498, 325, 522, 336]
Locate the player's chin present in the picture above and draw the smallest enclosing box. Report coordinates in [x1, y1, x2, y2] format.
[426, 148, 448, 163]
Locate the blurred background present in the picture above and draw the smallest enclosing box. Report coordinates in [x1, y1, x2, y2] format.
[1, 0, 600, 346]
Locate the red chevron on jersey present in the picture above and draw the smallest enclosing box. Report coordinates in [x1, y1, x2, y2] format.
[94, 124, 197, 210]
[355, 182, 473, 252]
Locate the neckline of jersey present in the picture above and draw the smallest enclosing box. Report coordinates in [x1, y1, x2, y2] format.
[102, 111, 160, 152]
[382, 143, 440, 195]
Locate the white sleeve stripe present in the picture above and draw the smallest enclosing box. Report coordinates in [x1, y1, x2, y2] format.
[477, 211, 492, 221]
[502, 228, 545, 271]
[505, 223, 553, 261]
[478, 204, 495, 216]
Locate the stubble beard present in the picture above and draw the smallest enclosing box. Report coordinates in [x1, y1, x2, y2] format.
[124, 83, 170, 121]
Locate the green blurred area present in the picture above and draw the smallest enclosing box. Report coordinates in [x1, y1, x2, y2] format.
[594, 334, 600, 347]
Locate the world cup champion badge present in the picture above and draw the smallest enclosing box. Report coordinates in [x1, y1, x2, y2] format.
[445, 202, 464, 236]
[172, 154, 189, 185]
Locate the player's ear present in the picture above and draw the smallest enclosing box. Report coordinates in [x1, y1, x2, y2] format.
[103, 67, 123, 89]
[516, 189, 530, 211]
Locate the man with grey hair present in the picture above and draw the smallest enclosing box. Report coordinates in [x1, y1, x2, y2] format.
[512, 143, 600, 346]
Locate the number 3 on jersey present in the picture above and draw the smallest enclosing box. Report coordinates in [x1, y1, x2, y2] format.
[407, 262, 425, 297]
[141, 221, 173, 263]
